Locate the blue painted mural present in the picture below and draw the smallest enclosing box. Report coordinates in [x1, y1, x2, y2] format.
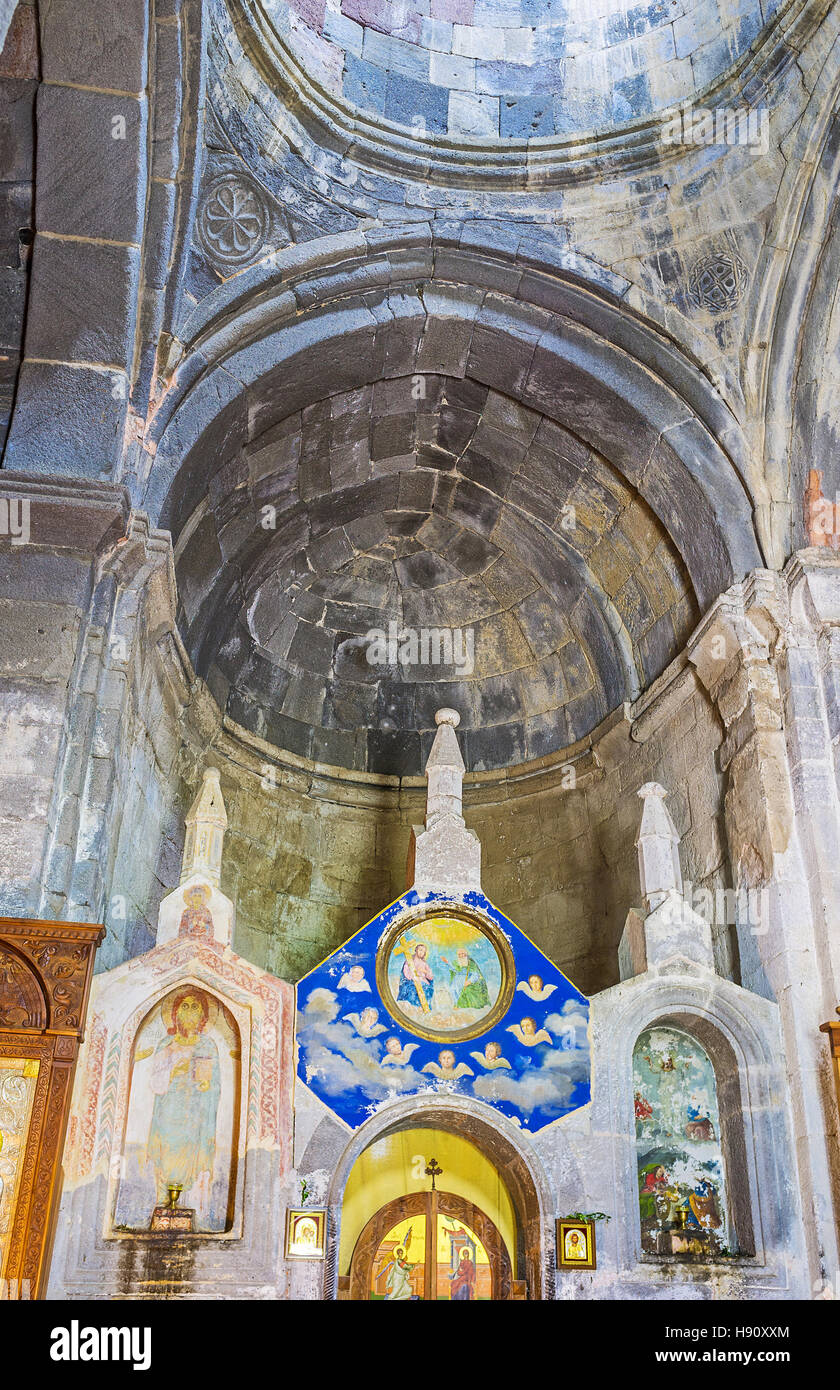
[295, 888, 591, 1133]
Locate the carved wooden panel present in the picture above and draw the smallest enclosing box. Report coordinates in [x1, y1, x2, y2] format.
[0, 917, 103, 1299]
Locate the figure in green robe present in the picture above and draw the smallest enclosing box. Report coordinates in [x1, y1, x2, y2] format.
[443, 948, 490, 1010]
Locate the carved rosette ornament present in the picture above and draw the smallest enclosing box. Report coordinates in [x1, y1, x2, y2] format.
[197, 174, 269, 269]
[687, 249, 748, 313]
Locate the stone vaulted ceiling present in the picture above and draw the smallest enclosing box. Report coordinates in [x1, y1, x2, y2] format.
[176, 373, 697, 773]
[253, 0, 770, 141]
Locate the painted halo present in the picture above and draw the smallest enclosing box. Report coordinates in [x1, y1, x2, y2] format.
[376, 908, 515, 1043]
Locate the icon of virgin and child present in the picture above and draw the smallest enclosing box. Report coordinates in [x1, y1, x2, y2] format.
[389, 920, 500, 1033]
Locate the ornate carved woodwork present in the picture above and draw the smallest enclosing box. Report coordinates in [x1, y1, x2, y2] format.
[348, 1189, 512, 1301]
[820, 1008, 840, 1128]
[0, 916, 103, 1299]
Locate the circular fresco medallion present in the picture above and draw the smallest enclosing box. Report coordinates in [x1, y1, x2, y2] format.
[376, 909, 515, 1044]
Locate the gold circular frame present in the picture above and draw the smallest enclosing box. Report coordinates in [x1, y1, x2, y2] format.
[376, 906, 515, 1044]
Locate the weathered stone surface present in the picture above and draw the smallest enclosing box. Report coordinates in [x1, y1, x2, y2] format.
[26, 236, 141, 367]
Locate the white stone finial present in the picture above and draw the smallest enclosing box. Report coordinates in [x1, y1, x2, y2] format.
[408, 709, 481, 893]
[181, 767, 228, 887]
[425, 708, 466, 828]
[636, 781, 683, 910]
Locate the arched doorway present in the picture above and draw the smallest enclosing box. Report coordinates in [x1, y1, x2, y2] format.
[324, 1098, 553, 1300]
[349, 1190, 513, 1300]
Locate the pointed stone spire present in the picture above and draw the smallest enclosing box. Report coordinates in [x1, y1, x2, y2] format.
[181, 767, 228, 887]
[636, 781, 682, 910]
[408, 709, 481, 893]
[425, 708, 466, 827]
[619, 781, 714, 979]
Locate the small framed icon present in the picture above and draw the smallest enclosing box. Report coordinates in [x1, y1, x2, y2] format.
[285, 1208, 327, 1260]
[556, 1218, 596, 1270]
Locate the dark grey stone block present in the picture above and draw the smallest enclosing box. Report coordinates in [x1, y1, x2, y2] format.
[344, 53, 388, 114]
[36, 85, 146, 242]
[384, 72, 449, 133]
[0, 78, 36, 182]
[449, 479, 502, 536]
[465, 720, 526, 772]
[40, 0, 149, 93]
[26, 236, 140, 368]
[3, 361, 127, 476]
[367, 728, 421, 776]
[500, 95, 555, 138]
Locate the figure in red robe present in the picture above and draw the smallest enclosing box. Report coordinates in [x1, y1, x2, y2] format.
[635, 1091, 653, 1120]
[449, 1249, 476, 1300]
[178, 883, 214, 939]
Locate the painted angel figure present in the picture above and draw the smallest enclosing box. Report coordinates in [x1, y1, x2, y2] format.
[344, 1006, 387, 1037]
[516, 974, 557, 1003]
[470, 1041, 512, 1071]
[337, 964, 371, 993]
[380, 1037, 419, 1067]
[422, 1049, 474, 1081]
[507, 1017, 552, 1046]
[382, 1247, 416, 1300]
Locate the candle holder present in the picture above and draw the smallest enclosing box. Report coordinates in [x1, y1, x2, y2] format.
[150, 1182, 194, 1233]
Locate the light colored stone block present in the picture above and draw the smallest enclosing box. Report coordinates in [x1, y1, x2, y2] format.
[447, 88, 500, 134]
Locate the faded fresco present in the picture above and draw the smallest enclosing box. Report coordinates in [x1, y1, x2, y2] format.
[296, 889, 590, 1133]
[0, 1057, 39, 1279]
[114, 988, 240, 1233]
[633, 1026, 730, 1257]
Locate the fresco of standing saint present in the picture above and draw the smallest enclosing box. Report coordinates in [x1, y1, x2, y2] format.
[114, 987, 239, 1233]
[145, 990, 221, 1212]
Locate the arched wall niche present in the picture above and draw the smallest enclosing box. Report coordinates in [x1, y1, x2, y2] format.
[99, 970, 256, 1244]
[632, 1016, 754, 1261]
[138, 241, 763, 777]
[323, 1094, 555, 1300]
[588, 970, 805, 1291]
[338, 1126, 518, 1274]
[50, 931, 294, 1298]
[113, 983, 242, 1235]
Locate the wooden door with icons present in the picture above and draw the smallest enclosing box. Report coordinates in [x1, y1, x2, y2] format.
[349, 1188, 512, 1300]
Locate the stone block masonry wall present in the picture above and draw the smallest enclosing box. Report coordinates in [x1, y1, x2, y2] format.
[0, 0, 37, 449]
[2, 0, 149, 477]
[262, 0, 767, 137]
[0, 486, 732, 995]
[583, 676, 732, 986]
[165, 659, 728, 996]
[0, 544, 92, 913]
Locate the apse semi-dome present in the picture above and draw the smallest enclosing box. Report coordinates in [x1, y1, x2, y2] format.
[174, 374, 698, 776]
[257, 0, 769, 140]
